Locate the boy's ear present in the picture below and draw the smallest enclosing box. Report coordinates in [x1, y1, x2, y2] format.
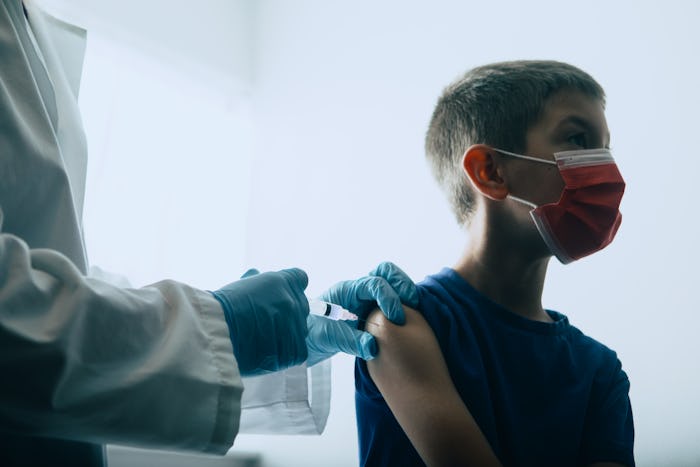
[462, 145, 508, 200]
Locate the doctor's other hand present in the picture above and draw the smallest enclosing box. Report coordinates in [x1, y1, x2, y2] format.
[307, 262, 419, 365]
[211, 268, 310, 376]
[305, 314, 376, 366]
[320, 261, 418, 325]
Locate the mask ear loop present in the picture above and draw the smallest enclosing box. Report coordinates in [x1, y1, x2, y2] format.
[507, 194, 538, 209]
[493, 148, 557, 209]
[492, 148, 558, 166]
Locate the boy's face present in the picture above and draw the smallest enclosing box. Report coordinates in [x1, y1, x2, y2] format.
[506, 89, 610, 208]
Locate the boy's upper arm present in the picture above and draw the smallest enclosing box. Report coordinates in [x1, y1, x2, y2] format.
[364, 306, 501, 467]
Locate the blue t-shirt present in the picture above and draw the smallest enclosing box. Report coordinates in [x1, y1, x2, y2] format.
[355, 268, 634, 467]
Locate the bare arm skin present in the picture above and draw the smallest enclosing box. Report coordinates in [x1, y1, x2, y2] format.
[364, 306, 501, 467]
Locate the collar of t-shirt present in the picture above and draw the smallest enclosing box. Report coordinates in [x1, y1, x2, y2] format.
[430, 267, 571, 336]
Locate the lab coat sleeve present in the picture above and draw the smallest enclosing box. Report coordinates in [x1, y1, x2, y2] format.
[0, 227, 243, 454]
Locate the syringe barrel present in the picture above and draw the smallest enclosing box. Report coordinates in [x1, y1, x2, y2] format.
[308, 299, 358, 321]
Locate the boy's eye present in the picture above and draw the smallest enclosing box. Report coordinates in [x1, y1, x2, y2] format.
[567, 133, 587, 148]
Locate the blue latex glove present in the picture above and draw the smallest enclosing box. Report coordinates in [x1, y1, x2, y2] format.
[305, 314, 377, 367]
[211, 268, 310, 376]
[320, 261, 419, 325]
[308, 262, 419, 365]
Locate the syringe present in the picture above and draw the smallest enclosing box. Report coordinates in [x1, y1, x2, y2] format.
[308, 299, 359, 321]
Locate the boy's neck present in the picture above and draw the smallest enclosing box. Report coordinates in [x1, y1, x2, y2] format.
[453, 235, 553, 323]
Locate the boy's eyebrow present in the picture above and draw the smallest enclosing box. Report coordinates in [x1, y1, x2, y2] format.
[553, 115, 611, 147]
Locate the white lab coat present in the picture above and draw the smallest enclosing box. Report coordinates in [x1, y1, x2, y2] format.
[0, 0, 328, 463]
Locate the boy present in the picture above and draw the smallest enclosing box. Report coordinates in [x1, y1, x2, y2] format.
[354, 61, 634, 466]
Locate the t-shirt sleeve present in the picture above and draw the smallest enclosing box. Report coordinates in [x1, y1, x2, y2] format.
[580, 353, 635, 466]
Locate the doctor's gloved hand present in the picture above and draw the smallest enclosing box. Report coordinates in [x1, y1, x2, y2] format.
[305, 314, 377, 367]
[320, 261, 418, 325]
[307, 262, 419, 365]
[211, 268, 310, 376]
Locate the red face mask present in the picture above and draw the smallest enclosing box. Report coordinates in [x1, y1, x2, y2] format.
[496, 148, 626, 264]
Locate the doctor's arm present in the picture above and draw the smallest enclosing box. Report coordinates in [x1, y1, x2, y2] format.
[364, 306, 502, 467]
[0, 223, 417, 449]
[0, 231, 243, 453]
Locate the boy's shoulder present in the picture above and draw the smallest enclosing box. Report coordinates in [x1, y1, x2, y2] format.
[415, 267, 626, 375]
[565, 321, 628, 382]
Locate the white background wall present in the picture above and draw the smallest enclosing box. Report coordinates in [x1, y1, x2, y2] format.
[39, 0, 700, 466]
